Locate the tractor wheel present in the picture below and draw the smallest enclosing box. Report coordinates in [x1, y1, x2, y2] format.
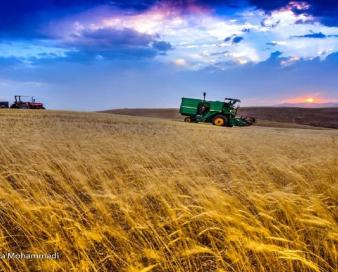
[212, 115, 227, 126]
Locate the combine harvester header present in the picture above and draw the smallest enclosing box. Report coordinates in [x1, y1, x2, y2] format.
[179, 92, 255, 127]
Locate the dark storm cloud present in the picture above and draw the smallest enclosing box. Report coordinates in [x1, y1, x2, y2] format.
[75, 27, 155, 47]
[261, 19, 280, 28]
[109, 0, 159, 10]
[55, 27, 172, 62]
[248, 0, 289, 11]
[112, 0, 247, 10]
[242, 28, 251, 33]
[250, 0, 338, 26]
[224, 36, 232, 42]
[224, 35, 244, 44]
[0, 0, 113, 38]
[293, 32, 327, 38]
[1, 0, 338, 39]
[152, 41, 173, 52]
[0, 0, 263, 38]
[0, 1, 168, 38]
[295, 18, 316, 25]
[0, 26, 173, 66]
[232, 36, 243, 44]
[292, 32, 338, 39]
[172, 0, 338, 26]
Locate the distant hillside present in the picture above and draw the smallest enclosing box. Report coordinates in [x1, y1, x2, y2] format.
[103, 108, 180, 119]
[276, 102, 338, 108]
[103, 107, 338, 129]
[238, 107, 338, 129]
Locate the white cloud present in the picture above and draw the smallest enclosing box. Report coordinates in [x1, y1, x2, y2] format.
[43, 2, 338, 69]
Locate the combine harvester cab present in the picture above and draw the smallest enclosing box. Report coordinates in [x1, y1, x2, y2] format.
[179, 93, 255, 127]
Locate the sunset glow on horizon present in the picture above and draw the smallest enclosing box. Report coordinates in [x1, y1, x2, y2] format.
[284, 95, 334, 105]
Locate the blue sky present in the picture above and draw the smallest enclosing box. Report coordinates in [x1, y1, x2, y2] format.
[0, 0, 337, 110]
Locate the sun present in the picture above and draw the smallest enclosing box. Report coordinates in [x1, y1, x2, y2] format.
[306, 97, 315, 103]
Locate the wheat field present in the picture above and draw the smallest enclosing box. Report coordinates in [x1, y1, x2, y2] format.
[0, 110, 337, 272]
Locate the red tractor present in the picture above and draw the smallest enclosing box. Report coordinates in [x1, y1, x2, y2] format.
[10, 95, 45, 109]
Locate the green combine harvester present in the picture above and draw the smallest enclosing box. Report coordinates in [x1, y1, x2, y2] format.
[179, 93, 255, 127]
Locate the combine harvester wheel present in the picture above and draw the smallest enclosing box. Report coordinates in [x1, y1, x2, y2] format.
[212, 115, 227, 126]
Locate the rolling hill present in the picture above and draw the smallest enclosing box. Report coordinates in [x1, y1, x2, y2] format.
[104, 107, 338, 129]
[276, 102, 338, 108]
